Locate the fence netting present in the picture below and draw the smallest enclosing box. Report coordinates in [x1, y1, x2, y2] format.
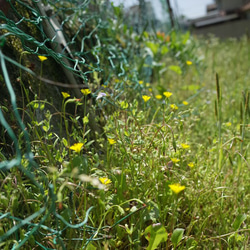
[0, 0, 172, 249]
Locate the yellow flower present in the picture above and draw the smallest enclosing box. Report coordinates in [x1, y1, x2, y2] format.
[148, 88, 153, 92]
[155, 95, 163, 100]
[188, 162, 195, 168]
[171, 158, 180, 164]
[70, 142, 84, 153]
[170, 104, 178, 110]
[163, 91, 172, 98]
[142, 95, 151, 102]
[108, 138, 116, 145]
[169, 183, 185, 194]
[225, 122, 232, 127]
[146, 83, 150, 87]
[183, 101, 188, 105]
[38, 55, 48, 62]
[61, 92, 70, 99]
[138, 80, 144, 85]
[181, 143, 190, 149]
[99, 177, 112, 185]
[81, 89, 91, 95]
[186, 60, 192, 65]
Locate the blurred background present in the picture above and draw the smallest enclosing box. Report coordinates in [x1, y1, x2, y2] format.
[111, 0, 250, 38]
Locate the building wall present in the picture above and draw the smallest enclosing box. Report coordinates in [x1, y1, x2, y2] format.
[217, 0, 247, 11]
[192, 18, 250, 38]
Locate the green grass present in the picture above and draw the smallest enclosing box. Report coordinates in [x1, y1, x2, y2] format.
[94, 36, 249, 249]
[1, 34, 249, 249]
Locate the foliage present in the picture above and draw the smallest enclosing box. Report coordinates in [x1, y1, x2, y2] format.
[0, 1, 249, 249]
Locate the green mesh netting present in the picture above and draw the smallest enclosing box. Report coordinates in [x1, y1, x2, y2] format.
[0, 1, 107, 248]
[0, 0, 171, 248]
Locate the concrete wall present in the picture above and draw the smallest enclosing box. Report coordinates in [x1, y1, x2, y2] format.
[216, 0, 247, 11]
[192, 18, 250, 38]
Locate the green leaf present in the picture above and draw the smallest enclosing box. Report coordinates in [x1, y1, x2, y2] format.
[42, 125, 49, 132]
[85, 140, 95, 147]
[181, 31, 190, 45]
[120, 100, 129, 109]
[0, 151, 6, 161]
[171, 228, 184, 248]
[0, 105, 8, 112]
[0, 37, 6, 47]
[144, 223, 168, 250]
[40, 103, 45, 110]
[143, 31, 149, 38]
[161, 45, 169, 55]
[83, 116, 89, 124]
[168, 65, 182, 75]
[146, 42, 159, 56]
[65, 98, 80, 104]
[62, 138, 68, 147]
[235, 233, 245, 242]
[186, 237, 198, 250]
[233, 214, 247, 231]
[86, 243, 97, 250]
[71, 156, 89, 174]
[33, 102, 39, 109]
[142, 201, 159, 223]
[117, 205, 125, 215]
[113, 6, 122, 18]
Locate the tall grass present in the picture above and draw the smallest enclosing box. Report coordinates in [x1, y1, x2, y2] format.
[98, 35, 249, 249]
[1, 33, 249, 249]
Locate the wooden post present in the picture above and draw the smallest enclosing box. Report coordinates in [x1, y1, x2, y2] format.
[166, 0, 175, 28]
[0, 0, 10, 15]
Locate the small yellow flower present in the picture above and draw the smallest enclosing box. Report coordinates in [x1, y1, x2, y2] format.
[169, 183, 185, 194]
[142, 95, 151, 102]
[181, 143, 190, 149]
[188, 162, 195, 168]
[171, 158, 180, 164]
[163, 91, 172, 98]
[148, 88, 153, 92]
[146, 83, 150, 87]
[61, 92, 70, 99]
[155, 95, 163, 100]
[108, 138, 116, 145]
[99, 177, 112, 185]
[183, 101, 189, 105]
[38, 55, 48, 62]
[81, 89, 91, 95]
[70, 142, 84, 153]
[138, 80, 144, 85]
[186, 60, 192, 65]
[170, 104, 178, 110]
[225, 122, 232, 127]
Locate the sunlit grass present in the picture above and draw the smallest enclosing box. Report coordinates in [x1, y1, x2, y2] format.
[99, 35, 249, 249]
[1, 34, 249, 249]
